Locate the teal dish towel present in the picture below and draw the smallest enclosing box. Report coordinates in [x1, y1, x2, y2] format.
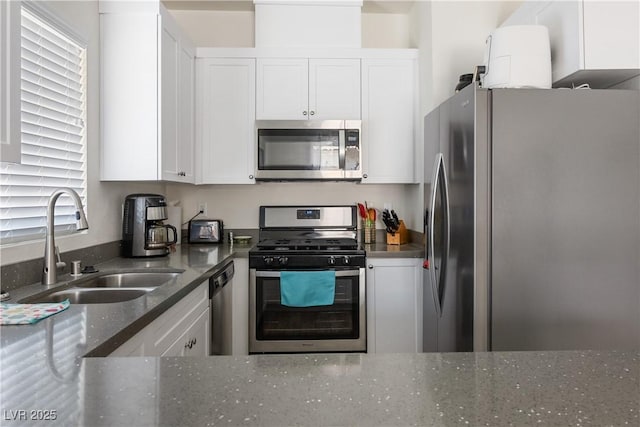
[280, 271, 336, 307]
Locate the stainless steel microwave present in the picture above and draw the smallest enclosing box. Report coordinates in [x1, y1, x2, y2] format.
[255, 120, 361, 181]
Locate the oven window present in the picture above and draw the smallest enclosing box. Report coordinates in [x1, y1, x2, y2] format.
[255, 273, 360, 340]
[258, 129, 340, 170]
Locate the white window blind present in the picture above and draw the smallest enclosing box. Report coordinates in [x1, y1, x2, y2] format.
[0, 6, 87, 244]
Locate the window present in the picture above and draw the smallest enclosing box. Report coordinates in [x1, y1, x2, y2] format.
[0, 5, 87, 244]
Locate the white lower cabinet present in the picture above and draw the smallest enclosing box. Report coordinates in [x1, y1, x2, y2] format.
[366, 258, 422, 353]
[161, 309, 209, 357]
[109, 280, 209, 357]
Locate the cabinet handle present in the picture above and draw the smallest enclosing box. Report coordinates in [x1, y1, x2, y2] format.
[363, 174, 368, 179]
[310, 111, 315, 116]
[249, 175, 254, 180]
[368, 264, 374, 269]
[303, 111, 308, 116]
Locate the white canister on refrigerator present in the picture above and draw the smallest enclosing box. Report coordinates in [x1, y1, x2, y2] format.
[482, 25, 551, 89]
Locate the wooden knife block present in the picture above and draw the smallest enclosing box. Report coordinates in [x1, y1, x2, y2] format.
[386, 220, 408, 245]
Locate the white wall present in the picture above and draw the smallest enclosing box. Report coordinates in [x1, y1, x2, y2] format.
[167, 9, 254, 47]
[168, 8, 414, 49]
[415, 1, 522, 115]
[362, 12, 412, 48]
[0, 0, 164, 266]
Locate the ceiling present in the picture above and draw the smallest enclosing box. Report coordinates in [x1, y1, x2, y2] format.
[163, 1, 416, 14]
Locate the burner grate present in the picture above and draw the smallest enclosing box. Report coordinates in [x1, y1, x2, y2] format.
[256, 238, 359, 251]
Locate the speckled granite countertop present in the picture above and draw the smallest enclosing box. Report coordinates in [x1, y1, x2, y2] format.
[0, 350, 638, 426]
[363, 242, 424, 258]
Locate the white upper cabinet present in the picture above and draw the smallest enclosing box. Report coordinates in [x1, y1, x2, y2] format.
[0, 1, 21, 164]
[502, 0, 639, 88]
[196, 58, 256, 184]
[361, 56, 417, 184]
[161, 11, 195, 183]
[309, 59, 361, 120]
[256, 58, 360, 120]
[100, 4, 195, 182]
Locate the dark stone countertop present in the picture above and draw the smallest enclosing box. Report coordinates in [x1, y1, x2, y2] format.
[0, 349, 637, 426]
[1, 243, 248, 357]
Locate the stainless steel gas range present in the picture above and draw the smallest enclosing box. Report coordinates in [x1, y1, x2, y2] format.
[249, 206, 366, 353]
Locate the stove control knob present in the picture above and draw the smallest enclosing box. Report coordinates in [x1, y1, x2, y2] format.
[343, 256, 351, 265]
[328, 256, 336, 266]
[263, 256, 274, 266]
[278, 256, 289, 266]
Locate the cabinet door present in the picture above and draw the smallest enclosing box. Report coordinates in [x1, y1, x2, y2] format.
[160, 19, 180, 181]
[256, 58, 308, 120]
[176, 42, 195, 182]
[162, 308, 210, 357]
[366, 258, 422, 353]
[153, 280, 209, 355]
[197, 58, 256, 184]
[361, 58, 416, 184]
[161, 10, 194, 183]
[0, 0, 21, 164]
[100, 13, 159, 180]
[109, 332, 147, 357]
[309, 59, 360, 120]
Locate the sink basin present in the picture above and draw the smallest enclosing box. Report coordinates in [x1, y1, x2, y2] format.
[74, 270, 183, 289]
[22, 287, 154, 304]
[19, 269, 185, 304]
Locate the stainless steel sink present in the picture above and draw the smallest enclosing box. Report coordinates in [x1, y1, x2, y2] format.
[74, 270, 183, 289]
[19, 268, 185, 304]
[24, 287, 154, 304]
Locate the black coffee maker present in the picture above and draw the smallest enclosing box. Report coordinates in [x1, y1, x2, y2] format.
[122, 194, 177, 257]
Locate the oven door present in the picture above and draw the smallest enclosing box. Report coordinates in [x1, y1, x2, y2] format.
[249, 268, 366, 353]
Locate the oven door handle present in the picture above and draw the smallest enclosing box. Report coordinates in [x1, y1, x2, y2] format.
[255, 270, 361, 278]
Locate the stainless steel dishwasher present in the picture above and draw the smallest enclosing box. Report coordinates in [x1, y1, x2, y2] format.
[210, 261, 234, 355]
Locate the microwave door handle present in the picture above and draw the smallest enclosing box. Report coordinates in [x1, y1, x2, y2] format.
[339, 130, 346, 171]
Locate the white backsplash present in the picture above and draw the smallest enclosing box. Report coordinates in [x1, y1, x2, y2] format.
[166, 182, 422, 231]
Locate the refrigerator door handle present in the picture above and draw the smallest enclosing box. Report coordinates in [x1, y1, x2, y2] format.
[428, 153, 444, 317]
[441, 152, 451, 315]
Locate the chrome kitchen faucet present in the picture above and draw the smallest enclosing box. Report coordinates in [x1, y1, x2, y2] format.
[42, 188, 89, 285]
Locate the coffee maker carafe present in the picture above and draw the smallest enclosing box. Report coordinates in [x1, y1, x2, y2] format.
[122, 194, 177, 257]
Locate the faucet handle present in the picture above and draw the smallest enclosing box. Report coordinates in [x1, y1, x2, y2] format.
[55, 246, 66, 270]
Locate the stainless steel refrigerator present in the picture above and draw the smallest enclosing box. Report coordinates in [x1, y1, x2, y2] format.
[423, 84, 640, 352]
